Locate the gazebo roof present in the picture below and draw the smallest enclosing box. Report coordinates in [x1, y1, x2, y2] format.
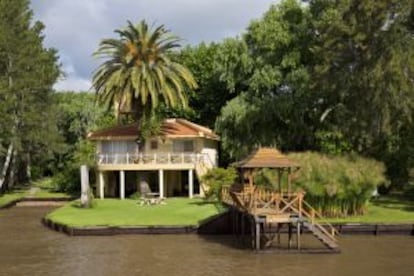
[232, 147, 300, 169]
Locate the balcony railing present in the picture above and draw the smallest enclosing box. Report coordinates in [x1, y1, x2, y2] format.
[97, 152, 209, 166]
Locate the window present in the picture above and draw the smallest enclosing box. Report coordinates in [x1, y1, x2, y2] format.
[173, 140, 194, 152]
[150, 140, 158, 150]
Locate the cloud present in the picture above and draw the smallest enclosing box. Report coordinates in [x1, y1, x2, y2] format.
[54, 77, 92, 92]
[31, 0, 277, 91]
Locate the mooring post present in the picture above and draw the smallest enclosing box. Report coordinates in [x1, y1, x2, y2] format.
[251, 217, 255, 249]
[256, 221, 261, 251]
[297, 222, 301, 250]
[241, 213, 245, 242]
[277, 223, 281, 246]
[288, 223, 292, 249]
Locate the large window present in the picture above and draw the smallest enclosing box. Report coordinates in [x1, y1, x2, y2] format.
[100, 141, 137, 154]
[173, 140, 194, 152]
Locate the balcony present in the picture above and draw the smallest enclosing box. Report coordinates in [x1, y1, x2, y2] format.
[96, 152, 212, 171]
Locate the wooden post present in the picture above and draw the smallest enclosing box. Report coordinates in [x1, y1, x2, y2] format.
[241, 213, 245, 242]
[287, 167, 291, 195]
[297, 222, 301, 250]
[278, 169, 282, 194]
[256, 221, 261, 251]
[248, 169, 253, 187]
[288, 223, 292, 249]
[277, 223, 281, 246]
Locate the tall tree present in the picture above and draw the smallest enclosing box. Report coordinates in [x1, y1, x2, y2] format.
[177, 39, 252, 128]
[92, 20, 197, 127]
[216, 0, 315, 159]
[0, 0, 60, 190]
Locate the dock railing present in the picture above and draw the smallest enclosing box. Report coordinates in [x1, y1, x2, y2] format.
[221, 185, 338, 241]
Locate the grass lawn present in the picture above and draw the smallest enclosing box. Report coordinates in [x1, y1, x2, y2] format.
[46, 198, 226, 227]
[30, 178, 70, 199]
[0, 189, 27, 208]
[0, 178, 70, 207]
[326, 196, 414, 224]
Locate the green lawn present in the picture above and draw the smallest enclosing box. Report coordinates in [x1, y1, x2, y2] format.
[326, 196, 414, 224]
[30, 178, 70, 199]
[0, 189, 27, 208]
[46, 198, 226, 227]
[0, 178, 70, 208]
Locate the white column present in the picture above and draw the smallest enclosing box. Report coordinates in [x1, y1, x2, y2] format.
[188, 169, 194, 198]
[159, 169, 164, 198]
[99, 171, 104, 199]
[120, 170, 125, 199]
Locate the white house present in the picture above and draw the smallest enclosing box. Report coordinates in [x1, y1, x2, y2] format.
[87, 118, 219, 199]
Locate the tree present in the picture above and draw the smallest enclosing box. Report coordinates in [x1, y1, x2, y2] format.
[177, 39, 252, 128]
[0, 0, 60, 191]
[92, 20, 197, 128]
[309, 0, 414, 153]
[216, 0, 316, 159]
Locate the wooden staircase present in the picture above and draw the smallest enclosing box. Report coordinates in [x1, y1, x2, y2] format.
[303, 221, 339, 250]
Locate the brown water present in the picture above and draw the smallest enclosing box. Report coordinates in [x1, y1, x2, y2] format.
[0, 207, 413, 276]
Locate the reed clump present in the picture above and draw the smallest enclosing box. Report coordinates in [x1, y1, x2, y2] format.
[287, 152, 386, 217]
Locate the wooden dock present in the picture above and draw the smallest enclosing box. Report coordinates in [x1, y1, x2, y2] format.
[222, 185, 340, 253]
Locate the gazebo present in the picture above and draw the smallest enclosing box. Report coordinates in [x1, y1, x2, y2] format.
[232, 147, 300, 195]
[222, 147, 339, 252]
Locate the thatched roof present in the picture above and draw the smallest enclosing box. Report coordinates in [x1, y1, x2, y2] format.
[232, 147, 300, 169]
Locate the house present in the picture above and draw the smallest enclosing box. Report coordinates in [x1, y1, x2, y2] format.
[87, 118, 219, 199]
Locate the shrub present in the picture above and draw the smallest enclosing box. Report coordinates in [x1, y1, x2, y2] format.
[202, 167, 237, 200]
[288, 152, 386, 217]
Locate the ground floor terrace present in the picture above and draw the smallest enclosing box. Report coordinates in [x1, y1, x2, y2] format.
[97, 168, 201, 199]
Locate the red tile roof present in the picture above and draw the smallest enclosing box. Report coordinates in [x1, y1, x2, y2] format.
[87, 118, 219, 141]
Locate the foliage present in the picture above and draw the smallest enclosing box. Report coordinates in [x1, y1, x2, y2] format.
[53, 140, 96, 196]
[289, 152, 386, 217]
[177, 39, 252, 128]
[214, 0, 414, 191]
[0, 0, 60, 191]
[92, 20, 197, 126]
[202, 167, 237, 200]
[216, 0, 316, 160]
[253, 168, 279, 189]
[326, 195, 414, 224]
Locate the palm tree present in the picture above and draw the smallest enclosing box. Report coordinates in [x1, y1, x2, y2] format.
[92, 20, 197, 122]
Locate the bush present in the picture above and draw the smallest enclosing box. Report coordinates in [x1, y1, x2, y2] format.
[288, 152, 386, 217]
[202, 167, 237, 200]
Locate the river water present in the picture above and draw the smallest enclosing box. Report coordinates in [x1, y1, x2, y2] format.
[0, 207, 413, 276]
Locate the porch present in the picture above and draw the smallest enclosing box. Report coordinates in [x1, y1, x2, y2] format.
[97, 169, 200, 199]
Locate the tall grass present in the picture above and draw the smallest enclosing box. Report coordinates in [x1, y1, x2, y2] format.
[287, 152, 386, 217]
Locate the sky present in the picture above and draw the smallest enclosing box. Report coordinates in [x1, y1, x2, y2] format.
[30, 0, 278, 92]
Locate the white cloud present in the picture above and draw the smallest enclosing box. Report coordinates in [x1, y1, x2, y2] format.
[31, 0, 278, 91]
[54, 77, 92, 92]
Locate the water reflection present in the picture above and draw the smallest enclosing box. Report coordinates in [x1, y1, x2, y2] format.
[0, 207, 413, 276]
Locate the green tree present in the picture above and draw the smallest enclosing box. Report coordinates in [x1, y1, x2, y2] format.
[177, 39, 252, 128]
[92, 20, 197, 128]
[0, 0, 60, 191]
[216, 0, 316, 159]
